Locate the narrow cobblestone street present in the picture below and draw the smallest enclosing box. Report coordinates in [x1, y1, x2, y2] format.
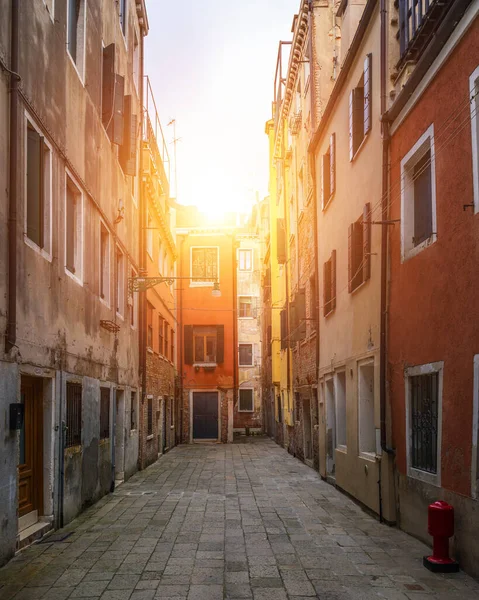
[1, 438, 478, 600]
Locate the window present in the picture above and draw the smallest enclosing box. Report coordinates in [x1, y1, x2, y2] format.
[194, 327, 217, 363]
[349, 54, 372, 160]
[129, 268, 138, 328]
[309, 275, 317, 332]
[239, 344, 253, 367]
[147, 302, 154, 349]
[66, 382, 82, 448]
[191, 247, 218, 283]
[158, 316, 164, 355]
[276, 394, 282, 423]
[358, 361, 375, 455]
[65, 173, 83, 282]
[401, 125, 436, 261]
[100, 222, 110, 304]
[133, 30, 140, 93]
[239, 296, 253, 318]
[119, 0, 127, 37]
[238, 249, 252, 271]
[335, 371, 347, 449]
[147, 396, 153, 436]
[171, 330, 175, 365]
[25, 119, 52, 256]
[472, 355, 479, 498]
[348, 204, 371, 293]
[406, 362, 443, 486]
[130, 391, 137, 431]
[102, 43, 125, 145]
[323, 249, 336, 316]
[239, 389, 254, 412]
[147, 212, 153, 258]
[67, 0, 86, 78]
[116, 247, 125, 317]
[321, 133, 336, 209]
[470, 67, 479, 214]
[100, 388, 110, 440]
[164, 323, 169, 360]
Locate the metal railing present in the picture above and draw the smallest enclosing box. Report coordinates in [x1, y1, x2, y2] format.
[143, 76, 170, 185]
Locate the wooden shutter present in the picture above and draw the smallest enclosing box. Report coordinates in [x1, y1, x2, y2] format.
[348, 224, 353, 293]
[363, 203, 371, 280]
[108, 74, 125, 145]
[413, 150, 433, 246]
[353, 87, 364, 156]
[331, 249, 337, 310]
[349, 91, 354, 161]
[330, 133, 336, 196]
[364, 54, 372, 135]
[216, 325, 225, 363]
[102, 43, 116, 126]
[184, 325, 193, 364]
[119, 95, 137, 175]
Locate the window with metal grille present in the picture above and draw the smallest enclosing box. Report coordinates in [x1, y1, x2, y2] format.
[239, 296, 252, 318]
[66, 382, 82, 448]
[239, 389, 254, 412]
[164, 323, 169, 360]
[238, 249, 252, 271]
[147, 302, 154, 349]
[410, 373, 438, 474]
[147, 396, 153, 436]
[158, 316, 164, 355]
[191, 247, 218, 282]
[130, 391, 137, 431]
[100, 388, 110, 439]
[239, 344, 253, 366]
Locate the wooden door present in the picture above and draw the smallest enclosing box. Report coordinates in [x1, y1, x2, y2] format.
[193, 392, 218, 440]
[18, 377, 43, 518]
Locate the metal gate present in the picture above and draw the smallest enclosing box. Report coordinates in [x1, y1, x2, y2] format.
[192, 392, 218, 440]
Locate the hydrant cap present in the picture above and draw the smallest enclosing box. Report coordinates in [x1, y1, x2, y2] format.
[431, 500, 452, 510]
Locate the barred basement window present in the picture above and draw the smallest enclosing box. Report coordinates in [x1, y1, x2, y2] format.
[147, 396, 153, 436]
[239, 389, 254, 412]
[66, 382, 82, 448]
[100, 388, 110, 439]
[410, 373, 439, 474]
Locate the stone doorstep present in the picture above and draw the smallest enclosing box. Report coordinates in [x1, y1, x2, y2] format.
[16, 520, 53, 552]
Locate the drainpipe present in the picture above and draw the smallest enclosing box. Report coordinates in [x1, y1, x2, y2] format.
[6, 0, 19, 354]
[58, 370, 65, 528]
[379, 0, 395, 522]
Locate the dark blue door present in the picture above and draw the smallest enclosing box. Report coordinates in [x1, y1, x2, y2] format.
[193, 392, 218, 439]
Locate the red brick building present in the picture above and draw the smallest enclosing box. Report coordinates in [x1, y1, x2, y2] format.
[385, 2, 479, 577]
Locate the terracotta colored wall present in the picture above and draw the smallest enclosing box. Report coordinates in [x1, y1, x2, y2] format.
[388, 20, 479, 497]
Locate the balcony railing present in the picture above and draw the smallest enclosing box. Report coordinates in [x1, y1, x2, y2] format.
[143, 76, 170, 187]
[398, 0, 453, 65]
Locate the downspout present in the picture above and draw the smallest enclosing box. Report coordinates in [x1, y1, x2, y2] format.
[379, 0, 395, 522]
[58, 369, 65, 528]
[6, 0, 19, 354]
[308, 0, 321, 468]
[139, 33, 146, 471]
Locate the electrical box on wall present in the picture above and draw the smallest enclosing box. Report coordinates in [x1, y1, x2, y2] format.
[9, 403, 24, 431]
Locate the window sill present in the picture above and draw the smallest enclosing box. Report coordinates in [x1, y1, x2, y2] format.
[322, 193, 335, 213]
[194, 363, 217, 368]
[67, 51, 85, 86]
[350, 133, 370, 162]
[402, 234, 437, 263]
[336, 445, 347, 455]
[238, 317, 254, 320]
[99, 438, 110, 446]
[350, 279, 368, 296]
[324, 306, 335, 318]
[147, 347, 154, 354]
[65, 267, 83, 287]
[239, 364, 254, 368]
[100, 297, 111, 309]
[190, 282, 215, 287]
[359, 451, 377, 462]
[24, 236, 53, 263]
[146, 434, 154, 441]
[64, 445, 82, 456]
[407, 466, 440, 487]
[238, 409, 254, 413]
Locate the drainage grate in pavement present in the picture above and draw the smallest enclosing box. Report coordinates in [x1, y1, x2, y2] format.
[39, 532, 74, 543]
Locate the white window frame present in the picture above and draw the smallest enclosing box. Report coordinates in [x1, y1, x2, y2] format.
[470, 66, 479, 214]
[190, 246, 220, 286]
[116, 245, 125, 319]
[238, 343, 254, 367]
[238, 248, 253, 272]
[405, 361, 443, 487]
[472, 355, 479, 498]
[358, 358, 376, 459]
[99, 219, 111, 307]
[66, 0, 87, 83]
[400, 124, 437, 262]
[335, 370, 347, 452]
[238, 296, 253, 319]
[238, 388, 254, 413]
[24, 112, 53, 262]
[64, 169, 84, 286]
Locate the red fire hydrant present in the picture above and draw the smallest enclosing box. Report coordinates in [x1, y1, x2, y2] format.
[423, 501, 459, 573]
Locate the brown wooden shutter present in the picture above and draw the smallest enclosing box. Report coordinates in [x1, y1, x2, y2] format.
[349, 91, 354, 161]
[323, 260, 328, 316]
[348, 224, 353, 293]
[413, 150, 433, 245]
[119, 95, 137, 175]
[331, 249, 337, 310]
[216, 325, 225, 363]
[108, 74, 125, 145]
[363, 203, 371, 280]
[102, 44, 116, 126]
[184, 325, 193, 364]
[352, 88, 364, 155]
[364, 54, 372, 135]
[330, 133, 336, 196]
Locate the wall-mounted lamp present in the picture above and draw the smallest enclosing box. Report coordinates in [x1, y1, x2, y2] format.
[211, 281, 222, 298]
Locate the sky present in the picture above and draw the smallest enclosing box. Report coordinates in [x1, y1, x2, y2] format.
[144, 0, 299, 215]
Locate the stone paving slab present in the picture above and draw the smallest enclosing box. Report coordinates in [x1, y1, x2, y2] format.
[1, 437, 478, 600]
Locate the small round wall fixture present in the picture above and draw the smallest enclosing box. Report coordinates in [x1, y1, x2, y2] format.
[211, 281, 221, 298]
